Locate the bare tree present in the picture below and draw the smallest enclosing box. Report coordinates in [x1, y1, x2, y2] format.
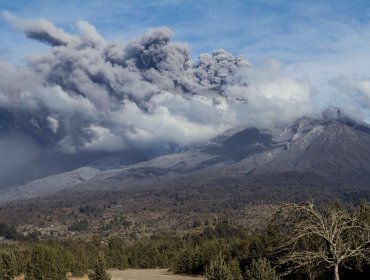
[274, 202, 370, 280]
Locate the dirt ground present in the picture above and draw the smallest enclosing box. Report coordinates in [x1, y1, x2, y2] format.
[68, 269, 204, 280]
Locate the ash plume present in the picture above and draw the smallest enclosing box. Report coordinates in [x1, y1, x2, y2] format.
[0, 13, 313, 186]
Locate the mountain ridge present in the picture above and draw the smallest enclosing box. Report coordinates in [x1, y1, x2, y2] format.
[2, 107, 370, 203]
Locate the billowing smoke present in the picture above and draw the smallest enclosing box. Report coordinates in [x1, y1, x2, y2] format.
[329, 77, 370, 120]
[0, 13, 313, 186]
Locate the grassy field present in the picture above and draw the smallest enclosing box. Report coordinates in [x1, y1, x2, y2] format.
[15, 269, 204, 280]
[68, 269, 204, 280]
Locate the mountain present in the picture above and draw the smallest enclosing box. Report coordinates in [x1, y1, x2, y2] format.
[2, 107, 370, 203]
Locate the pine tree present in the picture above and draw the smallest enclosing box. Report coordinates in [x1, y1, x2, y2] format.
[0, 252, 17, 280]
[88, 255, 111, 280]
[206, 254, 242, 280]
[228, 259, 243, 280]
[244, 258, 280, 280]
[25, 245, 67, 280]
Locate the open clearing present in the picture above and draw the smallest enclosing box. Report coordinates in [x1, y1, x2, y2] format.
[68, 269, 204, 280]
[15, 269, 204, 280]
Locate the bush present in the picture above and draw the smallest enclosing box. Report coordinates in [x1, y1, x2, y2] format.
[172, 247, 205, 274]
[244, 258, 280, 280]
[68, 220, 88, 232]
[206, 254, 242, 280]
[88, 255, 111, 280]
[228, 259, 243, 280]
[70, 248, 89, 277]
[25, 245, 68, 280]
[0, 224, 21, 240]
[0, 252, 17, 280]
[172, 240, 231, 275]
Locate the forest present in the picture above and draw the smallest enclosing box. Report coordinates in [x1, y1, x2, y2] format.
[0, 201, 368, 280]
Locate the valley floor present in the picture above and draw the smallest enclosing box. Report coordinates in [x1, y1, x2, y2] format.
[11, 269, 204, 280]
[15, 269, 205, 280]
[68, 269, 204, 280]
[15, 269, 204, 280]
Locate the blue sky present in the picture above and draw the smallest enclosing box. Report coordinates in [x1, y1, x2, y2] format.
[1, 0, 370, 65]
[2, 0, 370, 116]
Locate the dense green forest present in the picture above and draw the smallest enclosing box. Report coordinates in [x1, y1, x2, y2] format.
[0, 201, 368, 280]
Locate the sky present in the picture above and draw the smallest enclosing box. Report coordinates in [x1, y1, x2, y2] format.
[1, 0, 370, 186]
[1, 0, 370, 64]
[2, 1, 370, 105]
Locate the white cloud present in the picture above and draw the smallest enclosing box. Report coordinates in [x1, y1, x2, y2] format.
[0, 15, 313, 154]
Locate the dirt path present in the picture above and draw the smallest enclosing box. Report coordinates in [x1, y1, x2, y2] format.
[69, 269, 204, 280]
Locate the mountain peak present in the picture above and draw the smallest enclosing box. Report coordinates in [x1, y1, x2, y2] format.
[3, 109, 370, 203]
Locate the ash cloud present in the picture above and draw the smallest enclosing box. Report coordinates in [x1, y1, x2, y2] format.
[3, 11, 79, 46]
[0, 13, 313, 186]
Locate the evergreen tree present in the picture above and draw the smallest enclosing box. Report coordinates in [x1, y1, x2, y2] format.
[244, 258, 280, 280]
[88, 255, 111, 280]
[228, 259, 243, 280]
[0, 252, 17, 280]
[70, 249, 89, 277]
[206, 254, 242, 280]
[25, 245, 67, 280]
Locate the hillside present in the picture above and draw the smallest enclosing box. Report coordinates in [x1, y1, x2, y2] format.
[2, 108, 370, 204]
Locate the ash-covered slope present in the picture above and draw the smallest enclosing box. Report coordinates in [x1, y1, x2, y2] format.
[96, 107, 370, 184]
[261, 119, 370, 181]
[227, 107, 370, 182]
[2, 107, 370, 202]
[0, 167, 100, 202]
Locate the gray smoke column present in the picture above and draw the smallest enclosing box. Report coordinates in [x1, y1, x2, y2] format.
[0, 13, 313, 186]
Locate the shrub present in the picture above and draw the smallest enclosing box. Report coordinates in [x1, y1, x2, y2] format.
[172, 247, 205, 274]
[25, 245, 68, 280]
[0, 252, 17, 280]
[244, 258, 280, 280]
[88, 255, 111, 280]
[68, 220, 88, 232]
[206, 254, 242, 280]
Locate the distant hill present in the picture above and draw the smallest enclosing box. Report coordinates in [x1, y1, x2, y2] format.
[2, 107, 370, 203]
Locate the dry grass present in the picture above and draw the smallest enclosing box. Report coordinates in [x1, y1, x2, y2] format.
[70, 269, 204, 280]
[14, 269, 204, 280]
[14, 269, 203, 280]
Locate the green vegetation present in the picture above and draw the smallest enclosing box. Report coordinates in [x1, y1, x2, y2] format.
[0, 201, 367, 280]
[88, 255, 111, 280]
[68, 219, 89, 232]
[25, 245, 69, 280]
[244, 258, 280, 280]
[206, 254, 243, 280]
[0, 224, 20, 240]
[0, 252, 17, 280]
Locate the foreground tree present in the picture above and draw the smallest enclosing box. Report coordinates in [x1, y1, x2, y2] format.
[274, 202, 370, 280]
[244, 258, 280, 280]
[88, 255, 111, 280]
[26, 245, 68, 280]
[0, 252, 17, 280]
[206, 254, 242, 280]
